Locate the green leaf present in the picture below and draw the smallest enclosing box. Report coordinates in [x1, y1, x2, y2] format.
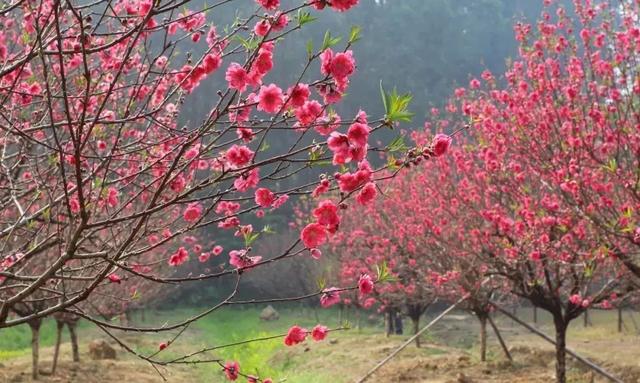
[306, 39, 314, 59]
[379, 81, 414, 123]
[379, 80, 388, 115]
[349, 25, 362, 44]
[387, 155, 400, 170]
[385, 135, 408, 153]
[235, 35, 259, 51]
[321, 30, 342, 51]
[375, 261, 396, 283]
[244, 232, 261, 247]
[317, 277, 326, 290]
[296, 10, 317, 27]
[259, 140, 270, 152]
[308, 145, 330, 167]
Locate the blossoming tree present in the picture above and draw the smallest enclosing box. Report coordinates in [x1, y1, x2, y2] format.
[0, 0, 439, 380]
[418, 1, 640, 381]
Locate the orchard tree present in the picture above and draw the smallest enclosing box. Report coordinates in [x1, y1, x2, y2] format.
[0, 0, 446, 380]
[418, 1, 640, 381]
[326, 133, 454, 347]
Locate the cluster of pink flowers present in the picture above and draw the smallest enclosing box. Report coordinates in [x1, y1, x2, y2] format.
[358, 274, 374, 295]
[183, 202, 203, 223]
[320, 287, 341, 308]
[168, 247, 189, 266]
[327, 112, 369, 166]
[284, 324, 329, 346]
[229, 249, 262, 270]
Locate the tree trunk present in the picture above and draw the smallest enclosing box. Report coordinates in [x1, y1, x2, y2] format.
[68, 322, 80, 362]
[617, 308, 623, 333]
[487, 314, 512, 361]
[386, 310, 396, 337]
[583, 310, 589, 327]
[478, 313, 488, 362]
[51, 321, 64, 374]
[533, 306, 538, 324]
[553, 315, 569, 383]
[29, 320, 42, 380]
[410, 315, 421, 348]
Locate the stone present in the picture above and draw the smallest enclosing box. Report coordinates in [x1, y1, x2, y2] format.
[88, 339, 116, 360]
[259, 305, 279, 321]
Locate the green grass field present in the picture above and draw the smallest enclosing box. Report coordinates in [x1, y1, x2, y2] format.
[2, 306, 639, 382]
[0, 305, 371, 381]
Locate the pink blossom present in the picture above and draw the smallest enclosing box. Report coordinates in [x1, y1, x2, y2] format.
[356, 182, 377, 205]
[229, 249, 262, 269]
[224, 361, 239, 381]
[313, 200, 340, 227]
[569, 294, 582, 306]
[284, 325, 308, 346]
[69, 196, 80, 214]
[312, 179, 331, 197]
[311, 325, 329, 341]
[271, 13, 289, 31]
[257, 84, 284, 114]
[358, 274, 374, 295]
[234, 168, 260, 191]
[287, 83, 310, 108]
[226, 145, 254, 167]
[295, 100, 323, 126]
[183, 202, 202, 222]
[347, 122, 370, 148]
[310, 248, 322, 259]
[225, 63, 249, 92]
[254, 20, 270, 36]
[255, 188, 276, 208]
[108, 274, 122, 284]
[301, 223, 328, 248]
[432, 134, 452, 156]
[256, 0, 279, 10]
[330, 51, 356, 79]
[212, 245, 224, 256]
[330, 0, 359, 12]
[272, 194, 289, 209]
[169, 247, 189, 266]
[320, 287, 341, 308]
[202, 53, 222, 74]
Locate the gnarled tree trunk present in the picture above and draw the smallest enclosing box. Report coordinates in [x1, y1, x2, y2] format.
[406, 304, 428, 348]
[385, 310, 396, 337]
[617, 307, 623, 333]
[68, 321, 80, 362]
[477, 312, 488, 362]
[553, 314, 569, 383]
[51, 320, 65, 374]
[28, 318, 42, 380]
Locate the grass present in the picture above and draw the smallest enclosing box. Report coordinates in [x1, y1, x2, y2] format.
[0, 319, 91, 360]
[4, 306, 636, 382]
[134, 305, 362, 381]
[0, 304, 376, 381]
